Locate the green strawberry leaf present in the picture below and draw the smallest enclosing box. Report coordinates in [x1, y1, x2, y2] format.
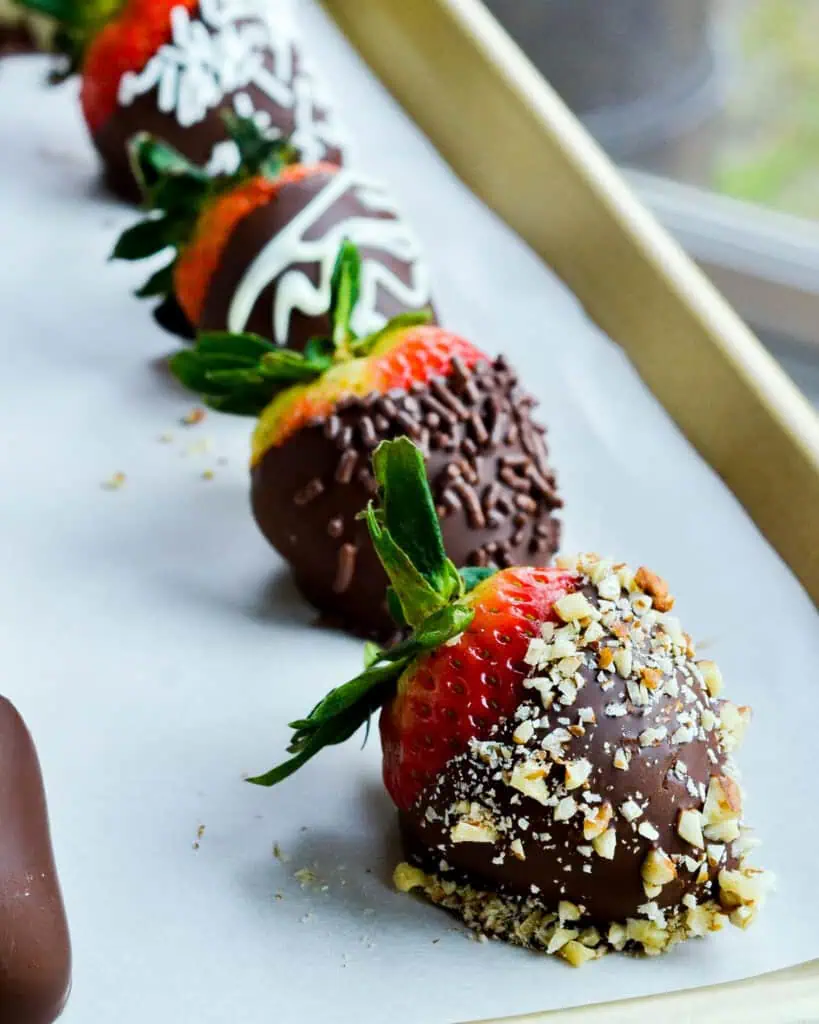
[169, 331, 331, 416]
[129, 134, 205, 198]
[248, 603, 473, 787]
[246, 438, 484, 790]
[362, 642, 382, 669]
[111, 215, 180, 262]
[459, 566, 497, 594]
[371, 438, 463, 618]
[363, 503, 446, 630]
[135, 260, 176, 299]
[329, 239, 362, 350]
[196, 330, 277, 360]
[385, 587, 408, 628]
[349, 308, 434, 358]
[222, 112, 297, 181]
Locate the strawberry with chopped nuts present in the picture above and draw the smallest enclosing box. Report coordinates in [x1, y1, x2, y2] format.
[253, 438, 770, 965]
[171, 243, 562, 638]
[18, 0, 345, 200]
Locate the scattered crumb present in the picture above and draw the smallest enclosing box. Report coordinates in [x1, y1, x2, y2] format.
[274, 891, 284, 901]
[184, 438, 213, 457]
[101, 471, 126, 491]
[299, 913, 313, 924]
[432, 938, 440, 944]
[294, 867, 319, 888]
[182, 406, 207, 426]
[192, 824, 206, 850]
[273, 842, 290, 863]
[202, 469, 215, 481]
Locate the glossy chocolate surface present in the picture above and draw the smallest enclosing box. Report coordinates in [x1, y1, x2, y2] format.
[0, 697, 71, 1024]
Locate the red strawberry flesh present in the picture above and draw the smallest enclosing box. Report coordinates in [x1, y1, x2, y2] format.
[380, 567, 579, 811]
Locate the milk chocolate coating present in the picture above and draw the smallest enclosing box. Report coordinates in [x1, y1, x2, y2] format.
[251, 357, 562, 639]
[0, 697, 71, 1023]
[93, 6, 344, 202]
[398, 586, 737, 926]
[200, 168, 435, 352]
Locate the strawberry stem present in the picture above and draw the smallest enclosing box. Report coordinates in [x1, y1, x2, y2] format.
[169, 332, 334, 416]
[16, 0, 124, 70]
[329, 241, 361, 359]
[112, 117, 296, 307]
[248, 438, 486, 788]
[364, 439, 463, 628]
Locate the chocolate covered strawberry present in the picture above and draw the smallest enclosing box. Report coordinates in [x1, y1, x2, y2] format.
[19, 0, 346, 200]
[172, 244, 562, 638]
[113, 119, 432, 348]
[253, 438, 771, 965]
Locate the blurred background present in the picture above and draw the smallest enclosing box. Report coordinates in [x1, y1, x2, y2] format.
[486, 0, 819, 409]
[3, 0, 818, 407]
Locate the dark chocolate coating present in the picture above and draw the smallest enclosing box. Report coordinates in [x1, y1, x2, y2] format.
[399, 586, 737, 927]
[200, 168, 435, 352]
[0, 697, 71, 1024]
[0, 23, 39, 55]
[251, 357, 561, 639]
[93, 5, 344, 202]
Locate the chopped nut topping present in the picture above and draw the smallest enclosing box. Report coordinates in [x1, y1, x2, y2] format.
[698, 660, 723, 698]
[512, 720, 534, 745]
[509, 838, 526, 861]
[555, 592, 599, 623]
[677, 808, 705, 848]
[703, 775, 742, 825]
[634, 566, 674, 612]
[613, 747, 631, 771]
[641, 849, 677, 886]
[558, 901, 582, 922]
[593, 829, 617, 860]
[565, 759, 593, 791]
[640, 667, 662, 690]
[638, 822, 660, 841]
[559, 939, 598, 967]
[613, 649, 633, 679]
[451, 820, 498, 844]
[639, 726, 668, 747]
[620, 799, 643, 822]
[598, 648, 615, 670]
[509, 761, 552, 806]
[583, 802, 613, 840]
[554, 796, 578, 822]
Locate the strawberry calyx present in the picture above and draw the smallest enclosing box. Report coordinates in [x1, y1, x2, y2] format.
[17, 0, 122, 73]
[247, 438, 495, 788]
[169, 241, 434, 416]
[111, 114, 297, 306]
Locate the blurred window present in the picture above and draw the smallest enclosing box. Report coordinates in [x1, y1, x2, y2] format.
[485, 0, 819, 407]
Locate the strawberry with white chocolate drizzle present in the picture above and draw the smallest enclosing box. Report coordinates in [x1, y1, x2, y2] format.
[113, 117, 431, 350]
[253, 438, 771, 964]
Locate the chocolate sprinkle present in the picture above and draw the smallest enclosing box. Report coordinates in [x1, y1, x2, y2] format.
[294, 478, 324, 506]
[251, 355, 563, 639]
[333, 543, 358, 593]
[335, 449, 358, 484]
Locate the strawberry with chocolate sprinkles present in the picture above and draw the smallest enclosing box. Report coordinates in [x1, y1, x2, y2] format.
[171, 244, 562, 638]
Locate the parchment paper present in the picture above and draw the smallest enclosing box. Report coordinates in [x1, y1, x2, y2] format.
[0, 6, 816, 1020]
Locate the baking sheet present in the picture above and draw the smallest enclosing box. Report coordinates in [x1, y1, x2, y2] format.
[0, 6, 817, 1020]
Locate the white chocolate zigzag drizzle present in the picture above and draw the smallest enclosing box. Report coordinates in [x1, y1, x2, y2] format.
[228, 170, 432, 345]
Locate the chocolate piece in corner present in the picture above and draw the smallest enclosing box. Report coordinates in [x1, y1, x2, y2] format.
[0, 696, 71, 1023]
